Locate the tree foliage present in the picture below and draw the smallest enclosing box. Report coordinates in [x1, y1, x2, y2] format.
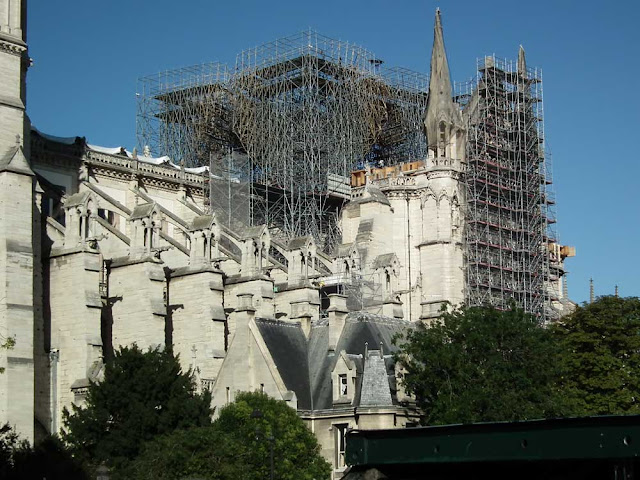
[129, 391, 331, 480]
[0, 335, 15, 374]
[62, 345, 212, 475]
[554, 296, 640, 416]
[0, 424, 87, 480]
[394, 305, 563, 425]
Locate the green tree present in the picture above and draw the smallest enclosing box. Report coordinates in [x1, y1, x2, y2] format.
[0, 423, 25, 478]
[127, 425, 243, 480]
[0, 424, 87, 480]
[0, 335, 15, 374]
[62, 345, 212, 476]
[554, 295, 640, 416]
[129, 391, 331, 480]
[394, 305, 563, 425]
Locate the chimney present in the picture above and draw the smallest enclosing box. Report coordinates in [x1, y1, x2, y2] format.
[328, 294, 348, 351]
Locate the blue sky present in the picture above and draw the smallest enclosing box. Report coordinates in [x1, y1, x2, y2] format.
[26, 0, 639, 304]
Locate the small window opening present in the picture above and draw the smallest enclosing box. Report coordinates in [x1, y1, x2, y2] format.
[339, 374, 348, 396]
[335, 424, 349, 469]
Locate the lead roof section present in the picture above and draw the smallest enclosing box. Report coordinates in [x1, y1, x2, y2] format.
[254, 313, 412, 411]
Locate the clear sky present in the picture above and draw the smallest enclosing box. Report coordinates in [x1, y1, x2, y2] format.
[26, 0, 640, 304]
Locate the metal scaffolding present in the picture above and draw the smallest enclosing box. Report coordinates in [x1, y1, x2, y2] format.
[136, 63, 234, 165]
[459, 55, 556, 320]
[136, 31, 428, 250]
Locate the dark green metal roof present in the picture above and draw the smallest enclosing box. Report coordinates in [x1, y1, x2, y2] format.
[346, 416, 640, 467]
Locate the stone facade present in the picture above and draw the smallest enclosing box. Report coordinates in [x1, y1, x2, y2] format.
[0, 3, 573, 476]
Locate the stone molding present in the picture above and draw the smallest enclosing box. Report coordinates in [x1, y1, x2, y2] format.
[0, 37, 27, 57]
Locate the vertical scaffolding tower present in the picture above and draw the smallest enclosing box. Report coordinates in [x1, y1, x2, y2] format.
[462, 55, 556, 320]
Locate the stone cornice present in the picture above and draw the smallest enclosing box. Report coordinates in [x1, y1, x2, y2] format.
[0, 94, 24, 110]
[426, 169, 462, 181]
[0, 30, 27, 47]
[31, 137, 208, 197]
[49, 245, 99, 258]
[0, 35, 27, 57]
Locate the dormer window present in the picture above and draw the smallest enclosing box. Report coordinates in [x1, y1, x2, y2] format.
[339, 374, 348, 396]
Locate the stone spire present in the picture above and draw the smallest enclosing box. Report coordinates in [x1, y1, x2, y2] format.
[589, 278, 594, 304]
[423, 9, 463, 156]
[518, 45, 527, 78]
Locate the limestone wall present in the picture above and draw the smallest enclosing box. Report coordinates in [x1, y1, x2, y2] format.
[110, 259, 166, 349]
[170, 267, 226, 387]
[48, 249, 102, 431]
[0, 169, 35, 440]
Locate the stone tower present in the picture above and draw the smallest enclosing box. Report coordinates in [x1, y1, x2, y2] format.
[418, 9, 466, 319]
[0, 0, 35, 441]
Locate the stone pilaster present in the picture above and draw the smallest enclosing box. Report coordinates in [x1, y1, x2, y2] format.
[110, 256, 167, 349]
[381, 298, 403, 319]
[210, 293, 256, 413]
[48, 248, 102, 433]
[0, 141, 35, 444]
[170, 265, 226, 389]
[274, 284, 320, 323]
[225, 276, 275, 319]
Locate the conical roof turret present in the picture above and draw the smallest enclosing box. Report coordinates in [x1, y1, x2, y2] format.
[424, 9, 462, 149]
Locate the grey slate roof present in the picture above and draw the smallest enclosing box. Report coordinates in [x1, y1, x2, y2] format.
[130, 202, 157, 220]
[288, 236, 313, 250]
[372, 253, 398, 270]
[360, 351, 393, 407]
[64, 191, 91, 208]
[254, 312, 411, 411]
[356, 185, 391, 207]
[241, 225, 266, 239]
[191, 214, 214, 231]
[334, 244, 354, 258]
[0, 146, 34, 176]
[255, 319, 312, 409]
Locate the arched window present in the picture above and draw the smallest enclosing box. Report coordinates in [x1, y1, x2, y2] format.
[439, 122, 447, 157]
